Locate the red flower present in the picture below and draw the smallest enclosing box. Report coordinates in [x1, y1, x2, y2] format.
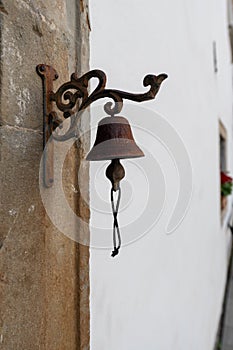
[221, 171, 233, 184]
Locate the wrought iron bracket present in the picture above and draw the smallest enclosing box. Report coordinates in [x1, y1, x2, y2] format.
[36, 64, 168, 187]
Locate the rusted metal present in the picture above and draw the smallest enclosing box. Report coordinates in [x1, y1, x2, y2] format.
[36, 64, 167, 187]
[36, 64, 168, 257]
[36, 64, 60, 187]
[86, 116, 144, 161]
[106, 159, 125, 192]
[37, 65, 167, 141]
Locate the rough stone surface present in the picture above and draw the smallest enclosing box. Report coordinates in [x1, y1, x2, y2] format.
[0, 126, 45, 349]
[0, 0, 90, 349]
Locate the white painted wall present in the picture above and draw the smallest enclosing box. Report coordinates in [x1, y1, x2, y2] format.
[89, 1, 233, 349]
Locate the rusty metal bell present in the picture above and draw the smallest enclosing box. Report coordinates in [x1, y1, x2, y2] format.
[86, 115, 144, 257]
[86, 116, 144, 161]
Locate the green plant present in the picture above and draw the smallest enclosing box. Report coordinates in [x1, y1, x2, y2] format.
[221, 181, 233, 196]
[221, 171, 233, 196]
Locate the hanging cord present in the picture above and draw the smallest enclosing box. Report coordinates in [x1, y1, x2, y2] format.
[110, 187, 121, 257]
[106, 159, 125, 257]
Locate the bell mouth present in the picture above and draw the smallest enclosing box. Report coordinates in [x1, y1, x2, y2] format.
[86, 138, 144, 161]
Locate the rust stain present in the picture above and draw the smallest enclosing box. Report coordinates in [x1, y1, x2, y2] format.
[80, 0, 84, 12]
[86, 11, 91, 31]
[0, 3, 8, 15]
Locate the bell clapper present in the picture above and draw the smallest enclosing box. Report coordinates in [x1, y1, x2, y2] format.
[106, 159, 125, 192]
[106, 159, 125, 257]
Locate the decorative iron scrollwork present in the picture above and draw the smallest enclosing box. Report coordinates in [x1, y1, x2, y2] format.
[37, 64, 167, 140]
[36, 64, 167, 187]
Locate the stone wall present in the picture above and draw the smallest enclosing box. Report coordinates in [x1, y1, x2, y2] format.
[0, 0, 90, 349]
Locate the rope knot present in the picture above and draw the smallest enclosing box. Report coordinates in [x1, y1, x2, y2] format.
[111, 247, 120, 257]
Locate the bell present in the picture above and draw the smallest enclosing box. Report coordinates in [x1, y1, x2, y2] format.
[86, 116, 144, 161]
[86, 115, 144, 258]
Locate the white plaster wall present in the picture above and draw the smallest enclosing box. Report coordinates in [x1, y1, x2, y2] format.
[89, 1, 233, 349]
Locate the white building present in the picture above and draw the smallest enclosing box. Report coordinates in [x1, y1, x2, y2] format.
[89, 1, 233, 349]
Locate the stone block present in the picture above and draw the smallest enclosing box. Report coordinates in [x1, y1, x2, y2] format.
[0, 0, 74, 130]
[0, 125, 45, 349]
[0, 0, 90, 347]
